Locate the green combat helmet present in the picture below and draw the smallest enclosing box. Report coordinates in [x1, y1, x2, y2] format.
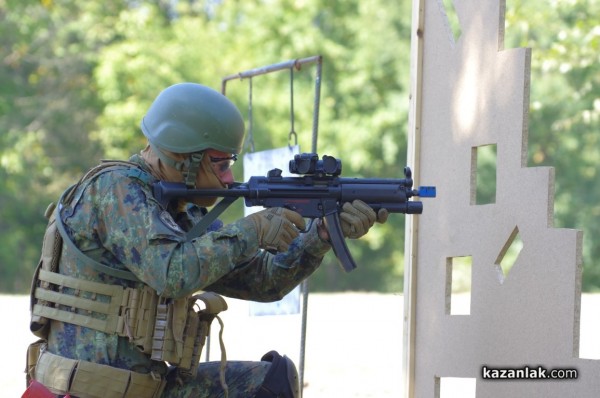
[141, 82, 245, 187]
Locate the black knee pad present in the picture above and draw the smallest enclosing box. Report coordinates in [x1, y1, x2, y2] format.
[255, 350, 300, 398]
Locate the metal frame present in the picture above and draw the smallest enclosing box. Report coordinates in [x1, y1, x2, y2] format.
[221, 55, 323, 396]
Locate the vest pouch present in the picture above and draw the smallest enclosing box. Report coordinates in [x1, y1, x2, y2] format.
[151, 293, 227, 374]
[179, 293, 229, 379]
[116, 284, 159, 355]
[25, 339, 46, 387]
[151, 297, 190, 366]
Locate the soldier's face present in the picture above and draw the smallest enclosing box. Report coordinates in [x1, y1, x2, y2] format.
[205, 149, 236, 186]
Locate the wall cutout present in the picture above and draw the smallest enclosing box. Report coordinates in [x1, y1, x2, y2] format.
[579, 295, 600, 360]
[445, 256, 472, 315]
[471, 144, 497, 205]
[494, 226, 523, 284]
[438, 0, 462, 43]
[435, 376, 476, 398]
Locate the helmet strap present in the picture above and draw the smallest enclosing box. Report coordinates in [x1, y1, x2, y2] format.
[148, 142, 204, 188]
[182, 152, 204, 188]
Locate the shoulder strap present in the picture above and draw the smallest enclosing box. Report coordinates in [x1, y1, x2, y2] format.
[55, 185, 141, 282]
[55, 160, 154, 283]
[63, 160, 154, 205]
[100, 159, 155, 185]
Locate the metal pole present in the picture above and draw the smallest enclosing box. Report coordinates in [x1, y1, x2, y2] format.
[298, 55, 322, 397]
[220, 56, 323, 397]
[221, 55, 323, 94]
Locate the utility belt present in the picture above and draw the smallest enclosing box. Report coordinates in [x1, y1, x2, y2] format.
[27, 341, 165, 398]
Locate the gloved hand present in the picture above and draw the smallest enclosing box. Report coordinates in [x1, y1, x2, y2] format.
[246, 207, 306, 252]
[339, 200, 388, 239]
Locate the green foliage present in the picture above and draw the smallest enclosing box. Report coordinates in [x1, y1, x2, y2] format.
[1, 0, 599, 293]
[0, 0, 107, 291]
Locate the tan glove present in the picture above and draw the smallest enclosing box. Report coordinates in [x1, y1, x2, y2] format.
[246, 207, 306, 252]
[339, 200, 388, 239]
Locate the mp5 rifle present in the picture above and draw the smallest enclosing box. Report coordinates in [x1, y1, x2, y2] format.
[153, 153, 436, 272]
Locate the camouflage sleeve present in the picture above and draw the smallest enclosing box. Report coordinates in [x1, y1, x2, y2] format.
[93, 173, 261, 299]
[203, 220, 332, 302]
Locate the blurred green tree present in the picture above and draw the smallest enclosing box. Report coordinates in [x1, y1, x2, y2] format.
[505, 0, 600, 290]
[1, 0, 598, 293]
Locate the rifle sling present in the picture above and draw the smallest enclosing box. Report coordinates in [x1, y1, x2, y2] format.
[185, 196, 238, 242]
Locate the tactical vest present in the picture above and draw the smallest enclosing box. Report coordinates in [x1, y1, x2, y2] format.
[26, 161, 229, 398]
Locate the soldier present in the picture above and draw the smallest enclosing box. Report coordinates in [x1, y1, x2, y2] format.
[25, 83, 387, 398]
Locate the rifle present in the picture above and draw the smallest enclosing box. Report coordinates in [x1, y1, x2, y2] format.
[153, 153, 436, 272]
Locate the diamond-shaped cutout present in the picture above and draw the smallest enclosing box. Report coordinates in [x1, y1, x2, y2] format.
[440, 0, 462, 43]
[494, 227, 523, 284]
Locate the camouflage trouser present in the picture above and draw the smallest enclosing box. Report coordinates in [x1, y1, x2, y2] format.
[161, 360, 271, 398]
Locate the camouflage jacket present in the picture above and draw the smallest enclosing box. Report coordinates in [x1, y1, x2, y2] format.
[47, 154, 331, 373]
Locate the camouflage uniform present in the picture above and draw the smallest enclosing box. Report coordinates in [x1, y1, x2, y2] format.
[46, 154, 331, 397]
